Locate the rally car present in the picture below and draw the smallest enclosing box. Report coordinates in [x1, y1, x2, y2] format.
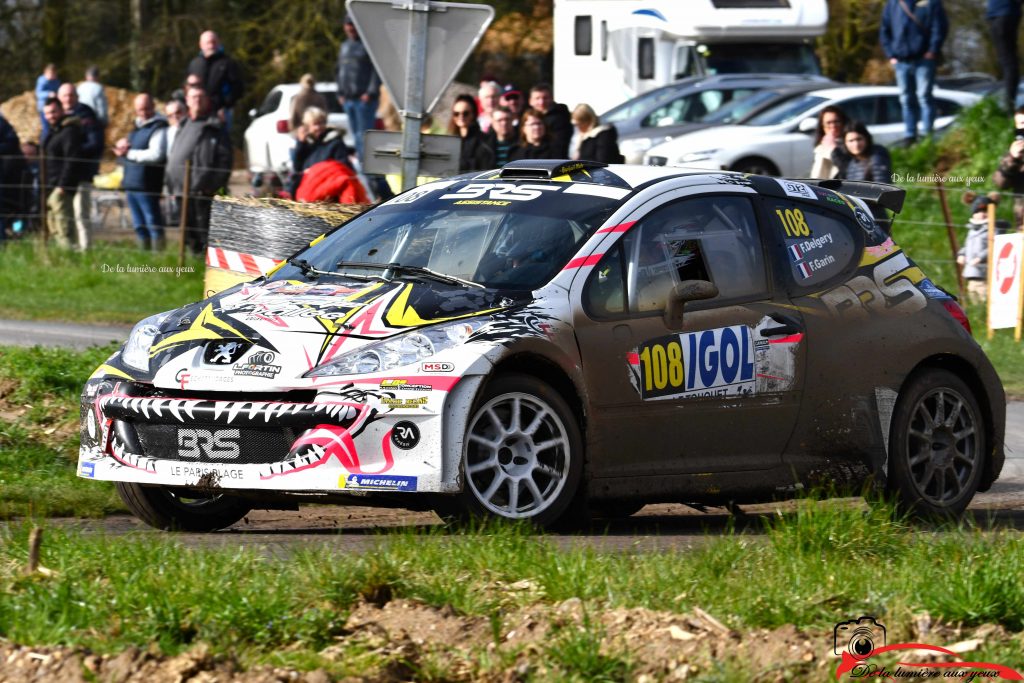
[79, 160, 1006, 530]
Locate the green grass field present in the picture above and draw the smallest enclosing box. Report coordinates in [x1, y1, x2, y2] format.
[0, 241, 205, 324]
[1, 508, 1021, 680]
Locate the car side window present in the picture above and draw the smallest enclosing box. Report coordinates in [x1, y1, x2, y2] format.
[583, 195, 767, 318]
[319, 90, 344, 114]
[258, 90, 283, 117]
[839, 97, 878, 125]
[766, 199, 859, 291]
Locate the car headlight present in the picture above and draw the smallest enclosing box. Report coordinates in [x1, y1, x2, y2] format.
[680, 149, 721, 163]
[305, 318, 489, 377]
[122, 312, 171, 372]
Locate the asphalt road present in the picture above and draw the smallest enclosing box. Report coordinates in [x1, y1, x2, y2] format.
[2, 318, 1021, 550]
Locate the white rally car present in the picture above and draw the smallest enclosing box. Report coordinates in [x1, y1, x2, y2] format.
[79, 160, 1005, 530]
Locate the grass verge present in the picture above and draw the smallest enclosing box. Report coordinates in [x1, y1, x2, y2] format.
[0, 504, 1021, 680]
[0, 240, 204, 324]
[0, 344, 124, 518]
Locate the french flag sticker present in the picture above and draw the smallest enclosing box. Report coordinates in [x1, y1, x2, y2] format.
[797, 261, 813, 279]
[788, 243, 804, 262]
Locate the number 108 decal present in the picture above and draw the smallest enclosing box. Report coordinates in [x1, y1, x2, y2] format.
[632, 325, 756, 400]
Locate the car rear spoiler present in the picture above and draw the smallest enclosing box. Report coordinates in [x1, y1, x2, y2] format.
[793, 178, 906, 234]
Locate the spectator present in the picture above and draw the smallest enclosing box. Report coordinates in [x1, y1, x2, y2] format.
[290, 74, 327, 132]
[19, 142, 40, 235]
[114, 94, 168, 251]
[571, 103, 623, 164]
[41, 97, 84, 249]
[501, 84, 524, 126]
[994, 106, 1024, 227]
[528, 83, 572, 157]
[449, 94, 494, 172]
[163, 99, 188, 229]
[336, 15, 381, 164]
[510, 108, 555, 160]
[958, 193, 1003, 302]
[988, 0, 1022, 114]
[77, 66, 109, 125]
[165, 86, 232, 256]
[484, 106, 519, 166]
[288, 106, 352, 197]
[880, 0, 948, 144]
[477, 80, 502, 133]
[35, 64, 60, 136]
[0, 114, 25, 246]
[831, 121, 893, 182]
[171, 74, 203, 106]
[810, 105, 849, 179]
[187, 30, 245, 130]
[58, 83, 104, 251]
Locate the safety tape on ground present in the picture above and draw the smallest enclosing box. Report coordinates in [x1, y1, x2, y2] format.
[206, 247, 282, 276]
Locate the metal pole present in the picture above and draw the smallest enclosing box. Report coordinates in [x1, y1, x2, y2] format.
[399, 1, 430, 192]
[178, 160, 191, 267]
[934, 182, 965, 302]
[987, 201, 996, 340]
[39, 144, 47, 248]
[1016, 220, 1024, 342]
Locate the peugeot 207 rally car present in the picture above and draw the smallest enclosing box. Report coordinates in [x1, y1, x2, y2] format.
[79, 160, 1006, 530]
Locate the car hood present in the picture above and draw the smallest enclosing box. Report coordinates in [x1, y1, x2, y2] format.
[136, 278, 522, 389]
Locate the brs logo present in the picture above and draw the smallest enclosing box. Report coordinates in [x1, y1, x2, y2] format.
[177, 429, 241, 460]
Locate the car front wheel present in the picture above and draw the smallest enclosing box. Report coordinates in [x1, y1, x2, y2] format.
[116, 482, 251, 532]
[459, 374, 583, 527]
[887, 369, 985, 518]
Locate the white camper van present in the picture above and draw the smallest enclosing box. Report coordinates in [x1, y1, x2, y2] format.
[554, 0, 828, 114]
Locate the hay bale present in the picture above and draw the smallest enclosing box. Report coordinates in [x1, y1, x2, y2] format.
[1, 86, 164, 150]
[205, 196, 367, 293]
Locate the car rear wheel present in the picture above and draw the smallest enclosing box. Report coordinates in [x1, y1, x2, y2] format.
[115, 482, 251, 532]
[887, 369, 985, 518]
[730, 156, 779, 177]
[458, 374, 583, 527]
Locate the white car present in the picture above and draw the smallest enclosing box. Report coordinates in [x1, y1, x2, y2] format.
[244, 82, 355, 178]
[642, 85, 980, 176]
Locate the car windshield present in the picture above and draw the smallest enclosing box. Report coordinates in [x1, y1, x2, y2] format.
[272, 180, 626, 291]
[744, 94, 828, 126]
[602, 86, 686, 124]
[700, 89, 789, 124]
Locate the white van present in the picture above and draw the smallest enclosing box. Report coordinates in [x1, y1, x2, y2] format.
[553, 0, 828, 114]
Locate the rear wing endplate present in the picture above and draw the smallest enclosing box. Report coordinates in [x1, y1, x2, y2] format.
[792, 178, 906, 234]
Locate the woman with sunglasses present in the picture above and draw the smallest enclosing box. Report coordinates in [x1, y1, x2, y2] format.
[509, 108, 556, 160]
[810, 105, 849, 179]
[449, 94, 494, 172]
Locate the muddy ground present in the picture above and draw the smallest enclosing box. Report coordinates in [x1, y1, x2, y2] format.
[1, 597, 1017, 682]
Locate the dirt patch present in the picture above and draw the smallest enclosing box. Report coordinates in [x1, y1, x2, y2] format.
[3, 603, 1017, 682]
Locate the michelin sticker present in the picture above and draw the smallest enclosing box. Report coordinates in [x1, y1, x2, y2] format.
[339, 474, 418, 491]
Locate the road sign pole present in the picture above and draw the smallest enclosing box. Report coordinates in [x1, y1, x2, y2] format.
[400, 2, 430, 192]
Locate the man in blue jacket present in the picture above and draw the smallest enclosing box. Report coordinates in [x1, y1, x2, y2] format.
[880, 0, 948, 144]
[114, 94, 168, 251]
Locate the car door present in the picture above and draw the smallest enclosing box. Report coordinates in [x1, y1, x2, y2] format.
[572, 186, 807, 478]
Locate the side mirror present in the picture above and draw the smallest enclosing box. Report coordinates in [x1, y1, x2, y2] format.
[797, 117, 818, 134]
[663, 280, 719, 330]
[248, 108, 258, 118]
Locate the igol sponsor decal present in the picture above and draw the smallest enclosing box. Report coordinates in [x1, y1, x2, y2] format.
[339, 474, 418, 491]
[634, 325, 755, 400]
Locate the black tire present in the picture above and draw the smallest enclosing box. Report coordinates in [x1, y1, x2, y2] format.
[887, 369, 985, 518]
[116, 482, 251, 532]
[456, 374, 584, 528]
[730, 157, 779, 177]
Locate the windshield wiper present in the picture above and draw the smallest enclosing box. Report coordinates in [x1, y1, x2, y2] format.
[288, 258, 379, 282]
[385, 263, 484, 289]
[333, 261, 483, 289]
